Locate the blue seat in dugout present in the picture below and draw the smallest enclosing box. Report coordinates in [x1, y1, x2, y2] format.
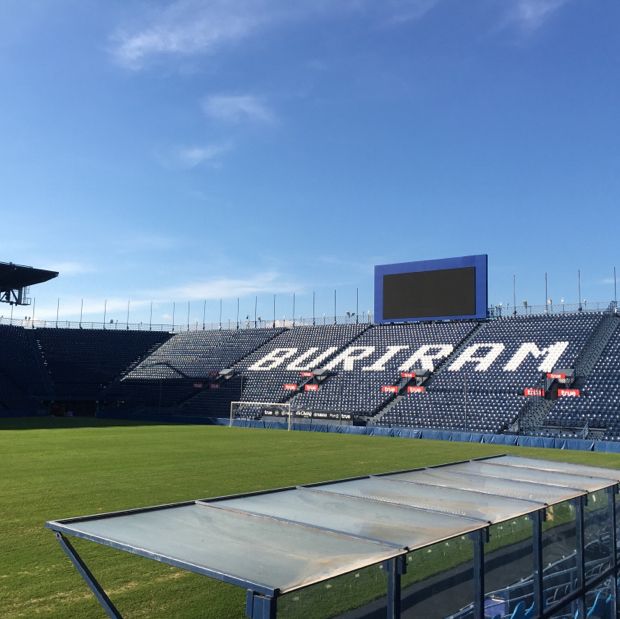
[509, 601, 525, 619]
[585, 590, 609, 618]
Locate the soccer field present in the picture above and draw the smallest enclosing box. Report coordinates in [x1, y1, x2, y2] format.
[2, 418, 620, 619]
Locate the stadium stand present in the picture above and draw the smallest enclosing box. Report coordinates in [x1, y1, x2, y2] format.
[232, 323, 369, 406]
[0, 325, 51, 411]
[376, 313, 603, 433]
[101, 328, 283, 411]
[3, 310, 620, 443]
[543, 320, 620, 441]
[35, 328, 170, 400]
[289, 321, 476, 418]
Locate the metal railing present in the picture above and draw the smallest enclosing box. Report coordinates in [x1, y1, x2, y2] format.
[0, 300, 615, 332]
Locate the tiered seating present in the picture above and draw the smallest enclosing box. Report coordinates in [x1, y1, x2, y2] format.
[378, 314, 602, 433]
[103, 329, 281, 409]
[35, 329, 170, 400]
[0, 325, 51, 410]
[126, 329, 281, 380]
[379, 392, 525, 433]
[236, 324, 369, 404]
[291, 322, 476, 417]
[544, 322, 620, 440]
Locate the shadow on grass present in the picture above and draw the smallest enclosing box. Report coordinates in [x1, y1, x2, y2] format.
[0, 415, 185, 430]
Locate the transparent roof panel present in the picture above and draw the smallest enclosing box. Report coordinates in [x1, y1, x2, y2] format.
[384, 468, 585, 504]
[485, 456, 620, 482]
[212, 487, 484, 550]
[444, 461, 615, 492]
[49, 456, 618, 597]
[53, 503, 401, 594]
[315, 477, 544, 523]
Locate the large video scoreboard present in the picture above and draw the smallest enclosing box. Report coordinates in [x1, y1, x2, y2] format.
[374, 255, 488, 323]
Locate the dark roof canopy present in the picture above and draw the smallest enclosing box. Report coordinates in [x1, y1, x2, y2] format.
[0, 261, 59, 292]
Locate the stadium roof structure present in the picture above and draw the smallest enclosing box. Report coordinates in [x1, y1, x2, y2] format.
[0, 261, 58, 305]
[46, 454, 620, 618]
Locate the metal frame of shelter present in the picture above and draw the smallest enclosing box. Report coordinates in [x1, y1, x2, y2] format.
[46, 454, 620, 619]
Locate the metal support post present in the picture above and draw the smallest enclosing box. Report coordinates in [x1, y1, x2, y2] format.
[55, 532, 122, 618]
[531, 508, 545, 616]
[245, 590, 276, 619]
[385, 555, 406, 619]
[471, 529, 486, 619]
[575, 495, 586, 617]
[609, 486, 618, 617]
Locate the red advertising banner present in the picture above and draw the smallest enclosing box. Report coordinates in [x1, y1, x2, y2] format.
[523, 388, 545, 397]
[304, 384, 319, 392]
[558, 388, 580, 397]
[407, 385, 426, 393]
[381, 385, 399, 393]
[299, 371, 313, 377]
[283, 383, 298, 391]
[400, 371, 416, 378]
[547, 372, 566, 380]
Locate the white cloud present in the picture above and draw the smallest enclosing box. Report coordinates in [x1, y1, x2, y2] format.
[159, 142, 233, 169]
[42, 261, 95, 276]
[152, 271, 299, 302]
[382, 0, 441, 25]
[26, 272, 300, 323]
[111, 0, 288, 70]
[505, 0, 571, 32]
[201, 95, 275, 125]
[110, 0, 439, 69]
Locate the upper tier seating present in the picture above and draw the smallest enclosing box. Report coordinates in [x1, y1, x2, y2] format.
[35, 328, 170, 399]
[378, 313, 603, 433]
[289, 322, 476, 416]
[104, 328, 282, 408]
[125, 328, 282, 380]
[235, 324, 369, 404]
[429, 313, 602, 392]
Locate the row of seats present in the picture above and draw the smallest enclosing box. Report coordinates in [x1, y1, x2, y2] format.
[35, 328, 170, 399]
[545, 324, 620, 440]
[0, 325, 53, 409]
[2, 315, 619, 442]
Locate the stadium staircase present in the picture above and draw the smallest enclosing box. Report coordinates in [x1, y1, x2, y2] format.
[573, 312, 619, 377]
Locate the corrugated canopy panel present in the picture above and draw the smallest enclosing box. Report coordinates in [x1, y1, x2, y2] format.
[47, 455, 620, 595]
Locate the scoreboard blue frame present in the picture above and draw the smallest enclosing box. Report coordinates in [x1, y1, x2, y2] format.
[374, 254, 488, 323]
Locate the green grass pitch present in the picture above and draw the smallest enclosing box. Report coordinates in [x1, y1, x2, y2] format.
[2, 417, 620, 618]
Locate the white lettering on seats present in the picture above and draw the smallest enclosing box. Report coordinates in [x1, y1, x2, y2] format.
[362, 346, 410, 371]
[286, 347, 338, 370]
[324, 346, 376, 371]
[249, 348, 298, 370]
[503, 342, 569, 372]
[449, 343, 505, 371]
[398, 345, 455, 372]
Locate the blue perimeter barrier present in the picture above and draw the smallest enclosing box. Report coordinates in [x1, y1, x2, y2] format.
[217, 418, 620, 454]
[96, 410, 620, 453]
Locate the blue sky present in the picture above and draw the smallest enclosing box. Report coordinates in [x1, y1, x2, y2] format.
[0, 0, 618, 325]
